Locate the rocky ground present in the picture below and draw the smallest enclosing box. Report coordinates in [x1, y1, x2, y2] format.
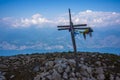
[0, 52, 120, 80]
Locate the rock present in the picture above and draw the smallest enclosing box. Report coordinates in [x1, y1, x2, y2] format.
[110, 74, 114, 80]
[9, 57, 17, 60]
[81, 77, 88, 80]
[42, 72, 49, 77]
[40, 67, 45, 72]
[69, 72, 75, 77]
[91, 77, 96, 80]
[78, 63, 82, 67]
[76, 72, 81, 78]
[0, 76, 5, 80]
[63, 72, 68, 79]
[34, 74, 40, 80]
[57, 66, 63, 73]
[91, 55, 95, 57]
[98, 55, 102, 58]
[116, 76, 120, 80]
[54, 59, 62, 64]
[68, 59, 76, 67]
[46, 61, 54, 68]
[0, 72, 6, 80]
[80, 65, 89, 77]
[96, 61, 101, 66]
[86, 67, 92, 74]
[54, 58, 67, 64]
[48, 70, 53, 74]
[33, 65, 40, 72]
[65, 66, 70, 73]
[96, 67, 104, 74]
[80, 58, 84, 61]
[97, 73, 105, 80]
[52, 69, 61, 80]
[80, 70, 89, 77]
[41, 77, 45, 80]
[0, 64, 8, 69]
[61, 63, 67, 69]
[10, 75, 15, 79]
[69, 77, 77, 80]
[71, 67, 75, 72]
[46, 75, 52, 80]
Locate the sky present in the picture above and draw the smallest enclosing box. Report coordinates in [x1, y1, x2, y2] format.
[0, 0, 120, 56]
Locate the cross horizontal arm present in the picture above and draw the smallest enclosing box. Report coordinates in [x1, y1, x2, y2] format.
[73, 24, 87, 27]
[57, 25, 70, 28]
[58, 27, 91, 30]
[73, 27, 91, 29]
[57, 24, 87, 28]
[58, 28, 70, 30]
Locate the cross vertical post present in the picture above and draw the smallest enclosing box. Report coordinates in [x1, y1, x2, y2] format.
[69, 9, 77, 56]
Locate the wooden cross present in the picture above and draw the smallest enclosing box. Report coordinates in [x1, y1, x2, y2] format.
[57, 9, 93, 56]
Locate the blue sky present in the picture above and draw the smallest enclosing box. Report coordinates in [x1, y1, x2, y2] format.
[0, 0, 120, 56]
[0, 0, 120, 17]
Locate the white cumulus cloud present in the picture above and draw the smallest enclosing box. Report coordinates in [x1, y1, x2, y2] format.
[0, 10, 120, 28]
[71, 10, 120, 27]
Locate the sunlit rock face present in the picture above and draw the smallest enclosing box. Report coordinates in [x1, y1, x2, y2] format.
[0, 52, 120, 80]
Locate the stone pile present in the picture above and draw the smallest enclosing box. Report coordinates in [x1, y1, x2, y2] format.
[0, 52, 120, 80]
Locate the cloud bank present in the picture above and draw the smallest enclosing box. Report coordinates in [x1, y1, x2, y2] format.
[0, 41, 64, 50]
[0, 10, 120, 54]
[0, 10, 120, 28]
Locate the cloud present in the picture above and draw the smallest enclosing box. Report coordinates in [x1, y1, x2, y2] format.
[20, 13, 53, 27]
[99, 35, 120, 48]
[1, 13, 53, 28]
[0, 41, 18, 50]
[57, 10, 120, 27]
[71, 10, 120, 27]
[0, 10, 120, 28]
[75, 34, 120, 49]
[45, 45, 64, 50]
[0, 41, 64, 50]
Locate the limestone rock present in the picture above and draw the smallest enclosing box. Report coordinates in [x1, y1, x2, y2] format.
[52, 69, 61, 80]
[46, 61, 54, 68]
[0, 64, 8, 69]
[63, 72, 68, 79]
[46, 75, 52, 80]
[68, 59, 76, 67]
[69, 77, 77, 80]
[33, 65, 40, 72]
[69, 72, 75, 78]
[57, 66, 63, 73]
[96, 61, 101, 66]
[0, 72, 6, 80]
[65, 66, 70, 73]
[97, 73, 105, 80]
